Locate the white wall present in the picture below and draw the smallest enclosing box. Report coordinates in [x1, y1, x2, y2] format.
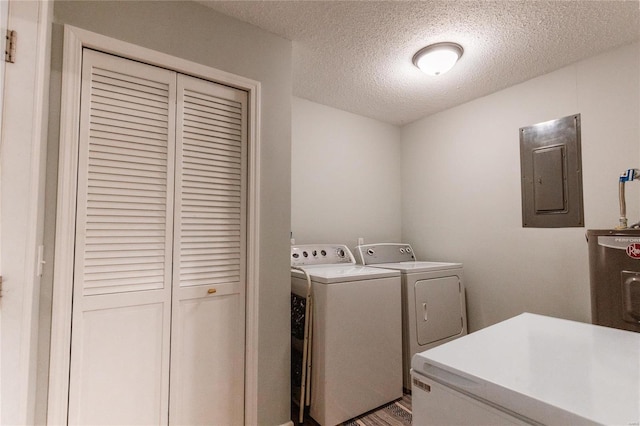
[291, 97, 402, 249]
[401, 42, 640, 332]
[41, 2, 292, 425]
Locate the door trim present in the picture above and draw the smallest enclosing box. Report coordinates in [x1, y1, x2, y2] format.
[1, 1, 53, 424]
[47, 25, 261, 425]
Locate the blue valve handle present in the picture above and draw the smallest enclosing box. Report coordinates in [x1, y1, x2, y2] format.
[620, 169, 640, 182]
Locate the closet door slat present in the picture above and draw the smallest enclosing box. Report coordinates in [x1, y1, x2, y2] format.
[77, 51, 176, 295]
[177, 88, 244, 286]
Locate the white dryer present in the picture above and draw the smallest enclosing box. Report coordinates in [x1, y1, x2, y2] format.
[291, 244, 403, 426]
[356, 243, 467, 390]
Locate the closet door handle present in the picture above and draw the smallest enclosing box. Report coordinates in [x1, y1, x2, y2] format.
[207, 288, 217, 295]
[423, 302, 428, 321]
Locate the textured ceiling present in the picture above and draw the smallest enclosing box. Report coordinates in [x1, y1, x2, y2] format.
[199, 0, 640, 125]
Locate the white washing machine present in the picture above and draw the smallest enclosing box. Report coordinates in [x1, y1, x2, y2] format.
[355, 243, 467, 390]
[411, 313, 640, 425]
[291, 244, 403, 426]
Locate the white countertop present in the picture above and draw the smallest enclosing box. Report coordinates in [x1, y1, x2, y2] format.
[412, 313, 640, 425]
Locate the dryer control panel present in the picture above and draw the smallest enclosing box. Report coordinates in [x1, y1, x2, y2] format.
[356, 243, 416, 265]
[291, 244, 355, 267]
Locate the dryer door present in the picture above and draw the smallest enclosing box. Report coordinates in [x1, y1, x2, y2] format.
[415, 276, 463, 345]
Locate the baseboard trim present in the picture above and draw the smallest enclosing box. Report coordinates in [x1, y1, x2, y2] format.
[280, 421, 294, 426]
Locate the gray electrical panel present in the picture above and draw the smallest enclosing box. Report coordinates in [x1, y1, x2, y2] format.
[520, 114, 584, 228]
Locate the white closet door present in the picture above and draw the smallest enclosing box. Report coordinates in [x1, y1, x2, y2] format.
[68, 49, 176, 425]
[169, 74, 247, 425]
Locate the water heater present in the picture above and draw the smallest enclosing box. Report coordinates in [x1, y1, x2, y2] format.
[586, 229, 640, 332]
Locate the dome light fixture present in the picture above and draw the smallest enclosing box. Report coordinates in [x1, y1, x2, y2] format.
[413, 42, 464, 76]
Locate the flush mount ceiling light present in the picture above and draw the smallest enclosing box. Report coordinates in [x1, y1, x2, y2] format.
[412, 42, 464, 76]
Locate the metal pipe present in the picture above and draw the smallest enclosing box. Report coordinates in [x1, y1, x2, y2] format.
[618, 180, 628, 229]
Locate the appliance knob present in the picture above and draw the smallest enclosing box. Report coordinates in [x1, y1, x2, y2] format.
[320, 250, 327, 256]
[406, 247, 412, 253]
[303, 251, 309, 258]
[312, 250, 318, 257]
[400, 248, 405, 254]
[292, 253, 299, 259]
[367, 248, 375, 256]
[337, 248, 345, 258]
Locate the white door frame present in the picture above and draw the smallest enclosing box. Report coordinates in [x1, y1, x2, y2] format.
[47, 25, 261, 425]
[0, 1, 52, 425]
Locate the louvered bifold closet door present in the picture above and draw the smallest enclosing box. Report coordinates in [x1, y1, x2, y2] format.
[68, 49, 176, 425]
[169, 74, 247, 425]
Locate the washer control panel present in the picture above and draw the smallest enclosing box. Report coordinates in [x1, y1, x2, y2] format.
[355, 243, 416, 264]
[291, 244, 355, 266]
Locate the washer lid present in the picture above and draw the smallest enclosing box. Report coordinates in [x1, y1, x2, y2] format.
[371, 261, 462, 273]
[411, 313, 640, 425]
[292, 264, 400, 284]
